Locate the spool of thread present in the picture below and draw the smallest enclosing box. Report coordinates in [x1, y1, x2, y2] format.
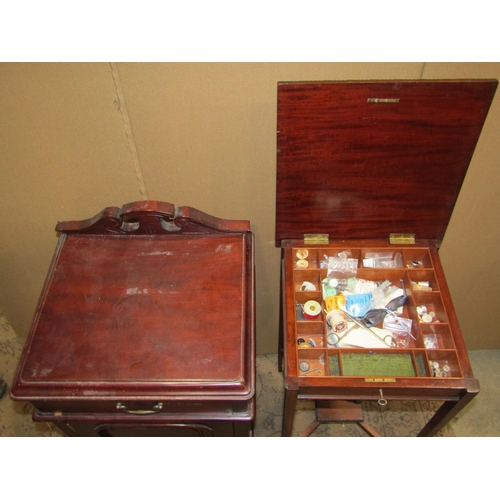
[302, 300, 321, 320]
[326, 309, 348, 333]
[296, 249, 309, 260]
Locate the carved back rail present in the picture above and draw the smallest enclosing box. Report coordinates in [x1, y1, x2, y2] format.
[55, 201, 250, 235]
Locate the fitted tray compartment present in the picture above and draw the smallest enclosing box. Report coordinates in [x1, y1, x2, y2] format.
[288, 244, 466, 380]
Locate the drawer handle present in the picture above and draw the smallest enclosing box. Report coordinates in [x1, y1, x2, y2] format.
[116, 402, 163, 414]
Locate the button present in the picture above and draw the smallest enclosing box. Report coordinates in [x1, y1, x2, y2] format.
[299, 361, 310, 372]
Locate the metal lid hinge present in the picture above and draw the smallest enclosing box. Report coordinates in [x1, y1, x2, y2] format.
[389, 233, 415, 245]
[304, 234, 330, 245]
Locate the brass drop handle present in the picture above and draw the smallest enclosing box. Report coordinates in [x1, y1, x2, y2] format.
[116, 402, 163, 414]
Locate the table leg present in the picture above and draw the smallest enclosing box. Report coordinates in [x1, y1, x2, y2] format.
[282, 387, 298, 436]
[278, 254, 284, 372]
[417, 390, 478, 437]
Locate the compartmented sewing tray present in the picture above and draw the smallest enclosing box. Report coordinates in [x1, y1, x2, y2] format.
[276, 80, 497, 386]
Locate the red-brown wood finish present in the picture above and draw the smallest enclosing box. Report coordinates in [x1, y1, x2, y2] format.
[280, 240, 481, 437]
[276, 81, 497, 437]
[276, 80, 498, 245]
[11, 201, 255, 436]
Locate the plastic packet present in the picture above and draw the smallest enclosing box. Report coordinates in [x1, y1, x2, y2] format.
[351, 278, 380, 294]
[370, 280, 392, 308]
[325, 255, 358, 279]
[383, 314, 412, 334]
[345, 293, 373, 317]
[371, 281, 402, 309]
[383, 315, 413, 348]
[322, 276, 360, 297]
[337, 250, 353, 259]
[363, 252, 403, 268]
[424, 334, 438, 349]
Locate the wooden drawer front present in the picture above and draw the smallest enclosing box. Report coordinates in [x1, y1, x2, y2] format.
[32, 398, 254, 420]
[33, 398, 255, 436]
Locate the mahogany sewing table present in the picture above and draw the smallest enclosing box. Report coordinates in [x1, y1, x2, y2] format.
[11, 201, 255, 437]
[275, 80, 497, 436]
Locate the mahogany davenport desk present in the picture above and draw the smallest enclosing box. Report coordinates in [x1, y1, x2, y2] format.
[275, 80, 497, 437]
[11, 201, 255, 437]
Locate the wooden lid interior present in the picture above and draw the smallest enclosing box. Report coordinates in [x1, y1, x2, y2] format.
[276, 80, 497, 245]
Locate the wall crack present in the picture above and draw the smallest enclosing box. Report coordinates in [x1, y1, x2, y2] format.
[109, 62, 148, 199]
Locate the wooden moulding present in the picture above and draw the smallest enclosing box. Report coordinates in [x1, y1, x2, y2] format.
[55, 200, 250, 235]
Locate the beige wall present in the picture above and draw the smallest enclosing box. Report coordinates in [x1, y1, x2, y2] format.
[1, 62, 499, 353]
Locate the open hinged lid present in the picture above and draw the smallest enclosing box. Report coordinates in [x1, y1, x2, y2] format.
[276, 80, 497, 246]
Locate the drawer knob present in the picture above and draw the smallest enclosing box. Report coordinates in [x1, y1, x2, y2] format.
[116, 402, 163, 414]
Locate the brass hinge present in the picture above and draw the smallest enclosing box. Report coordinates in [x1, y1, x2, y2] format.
[304, 234, 329, 245]
[389, 233, 415, 245]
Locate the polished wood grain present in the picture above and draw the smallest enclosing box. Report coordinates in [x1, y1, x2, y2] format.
[56, 200, 250, 234]
[11, 202, 255, 435]
[276, 80, 498, 245]
[276, 81, 496, 436]
[280, 240, 480, 437]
